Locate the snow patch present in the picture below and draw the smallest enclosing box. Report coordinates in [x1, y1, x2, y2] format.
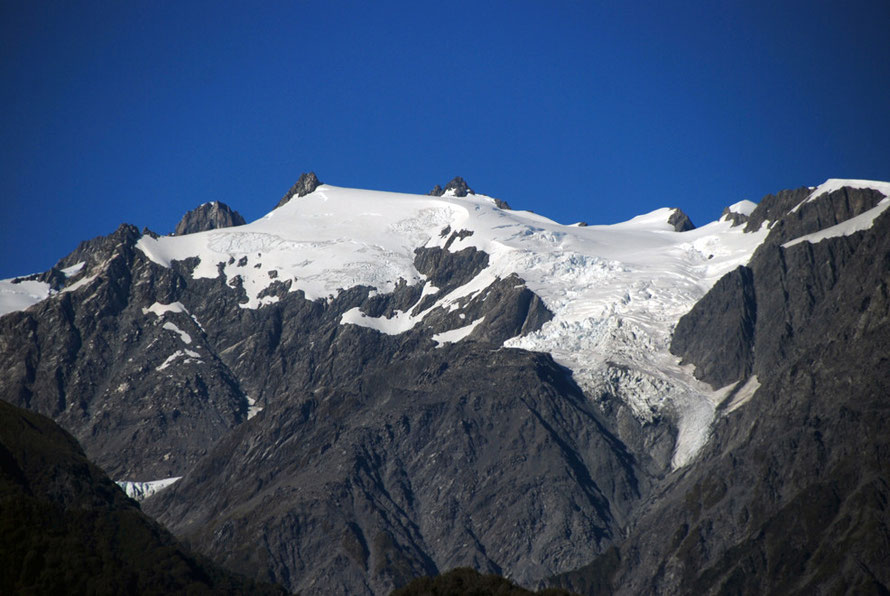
[156, 349, 202, 371]
[117, 477, 181, 501]
[246, 396, 263, 420]
[726, 200, 757, 216]
[608, 207, 685, 232]
[432, 317, 484, 346]
[61, 261, 86, 277]
[60, 273, 98, 294]
[142, 301, 188, 316]
[340, 307, 419, 335]
[162, 321, 192, 344]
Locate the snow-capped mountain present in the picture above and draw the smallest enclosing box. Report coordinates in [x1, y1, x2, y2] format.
[1, 176, 888, 595]
[134, 181, 772, 468]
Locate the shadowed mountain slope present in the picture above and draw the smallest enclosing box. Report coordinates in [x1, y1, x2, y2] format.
[0, 398, 285, 595]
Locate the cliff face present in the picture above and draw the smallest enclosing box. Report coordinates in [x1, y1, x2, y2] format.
[554, 185, 890, 595]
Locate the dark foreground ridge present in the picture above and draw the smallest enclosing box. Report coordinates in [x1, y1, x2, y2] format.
[0, 399, 285, 595]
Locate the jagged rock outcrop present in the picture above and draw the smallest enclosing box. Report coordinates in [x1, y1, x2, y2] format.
[0, 399, 284, 595]
[429, 177, 512, 209]
[174, 201, 246, 235]
[429, 176, 474, 197]
[554, 185, 890, 594]
[742, 186, 811, 233]
[720, 206, 748, 227]
[667, 208, 695, 232]
[276, 171, 322, 208]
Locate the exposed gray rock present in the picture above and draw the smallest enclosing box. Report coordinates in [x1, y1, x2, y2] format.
[428, 178, 512, 209]
[276, 172, 322, 208]
[757, 186, 886, 246]
[667, 209, 695, 232]
[670, 265, 756, 388]
[173, 201, 246, 236]
[146, 344, 640, 596]
[742, 186, 810, 233]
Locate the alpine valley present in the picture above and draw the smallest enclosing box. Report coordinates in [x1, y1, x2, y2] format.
[1, 174, 888, 595]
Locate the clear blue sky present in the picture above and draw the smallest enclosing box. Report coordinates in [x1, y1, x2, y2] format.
[2, 0, 888, 278]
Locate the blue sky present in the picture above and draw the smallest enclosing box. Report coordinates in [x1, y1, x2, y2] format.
[2, 1, 888, 278]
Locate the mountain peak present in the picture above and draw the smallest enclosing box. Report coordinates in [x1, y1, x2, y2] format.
[173, 201, 246, 236]
[276, 172, 323, 208]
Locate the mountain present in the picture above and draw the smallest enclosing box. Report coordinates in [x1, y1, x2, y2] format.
[0, 176, 887, 594]
[0, 398, 284, 594]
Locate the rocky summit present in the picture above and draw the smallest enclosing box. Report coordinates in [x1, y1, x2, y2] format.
[1, 176, 888, 595]
[174, 201, 247, 236]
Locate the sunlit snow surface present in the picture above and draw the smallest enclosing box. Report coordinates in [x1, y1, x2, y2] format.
[725, 200, 757, 216]
[0, 278, 51, 316]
